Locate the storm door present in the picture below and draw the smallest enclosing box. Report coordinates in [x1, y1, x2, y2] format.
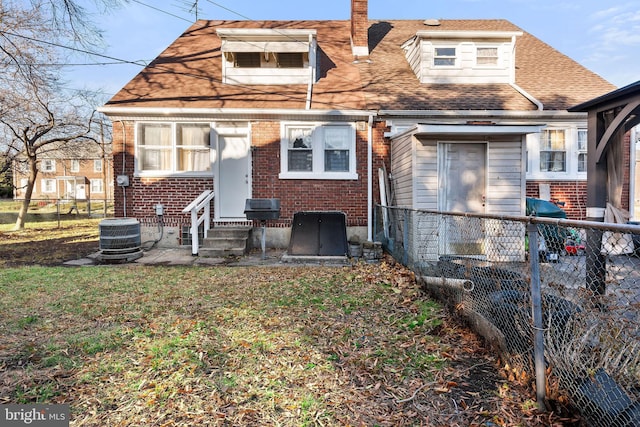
[215, 131, 251, 220]
[438, 142, 487, 256]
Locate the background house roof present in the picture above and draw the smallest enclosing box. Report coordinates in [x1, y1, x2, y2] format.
[105, 19, 615, 113]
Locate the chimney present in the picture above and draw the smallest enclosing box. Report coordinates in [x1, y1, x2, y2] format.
[350, 0, 369, 60]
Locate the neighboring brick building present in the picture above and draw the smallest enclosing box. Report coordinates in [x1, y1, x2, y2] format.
[13, 142, 113, 204]
[99, 0, 618, 250]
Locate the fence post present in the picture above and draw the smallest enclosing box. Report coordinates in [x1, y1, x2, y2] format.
[527, 221, 546, 411]
[403, 209, 409, 265]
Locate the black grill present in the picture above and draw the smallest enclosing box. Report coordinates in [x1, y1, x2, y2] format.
[244, 198, 281, 221]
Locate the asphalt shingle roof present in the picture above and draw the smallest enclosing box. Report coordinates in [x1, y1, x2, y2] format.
[106, 19, 616, 112]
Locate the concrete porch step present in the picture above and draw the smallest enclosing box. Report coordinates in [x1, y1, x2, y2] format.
[200, 226, 251, 257]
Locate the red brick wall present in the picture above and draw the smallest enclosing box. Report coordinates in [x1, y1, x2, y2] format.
[526, 180, 588, 219]
[251, 120, 388, 227]
[111, 119, 388, 231]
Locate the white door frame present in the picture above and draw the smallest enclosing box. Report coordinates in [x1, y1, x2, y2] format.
[213, 125, 252, 221]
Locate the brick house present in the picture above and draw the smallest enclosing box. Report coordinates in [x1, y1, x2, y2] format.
[99, 0, 617, 253]
[13, 142, 113, 205]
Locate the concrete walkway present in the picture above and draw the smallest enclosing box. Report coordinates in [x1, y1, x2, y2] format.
[65, 247, 352, 267]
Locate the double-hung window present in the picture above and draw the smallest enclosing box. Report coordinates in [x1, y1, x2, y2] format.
[94, 159, 103, 172]
[476, 46, 498, 66]
[540, 129, 566, 172]
[139, 123, 172, 172]
[434, 47, 456, 67]
[91, 179, 103, 193]
[176, 123, 211, 172]
[42, 179, 55, 193]
[41, 159, 55, 172]
[577, 129, 587, 173]
[137, 122, 211, 174]
[280, 123, 357, 179]
[70, 159, 80, 173]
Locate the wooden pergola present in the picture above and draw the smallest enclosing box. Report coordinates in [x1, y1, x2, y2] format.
[569, 81, 640, 297]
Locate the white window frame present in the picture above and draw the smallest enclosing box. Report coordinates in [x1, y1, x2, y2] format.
[90, 179, 103, 193]
[41, 159, 56, 172]
[433, 46, 457, 68]
[539, 129, 567, 173]
[93, 159, 103, 172]
[135, 122, 213, 177]
[475, 45, 499, 67]
[42, 179, 56, 193]
[70, 159, 80, 173]
[577, 129, 587, 174]
[279, 122, 358, 180]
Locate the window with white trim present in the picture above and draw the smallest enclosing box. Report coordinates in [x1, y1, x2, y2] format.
[42, 179, 55, 193]
[90, 179, 103, 193]
[476, 46, 498, 66]
[434, 47, 456, 67]
[41, 159, 55, 172]
[137, 122, 211, 174]
[70, 159, 80, 173]
[280, 123, 357, 179]
[540, 129, 566, 172]
[176, 123, 212, 172]
[577, 129, 587, 173]
[94, 159, 103, 172]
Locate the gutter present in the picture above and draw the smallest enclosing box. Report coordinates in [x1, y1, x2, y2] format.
[97, 106, 376, 121]
[376, 109, 581, 120]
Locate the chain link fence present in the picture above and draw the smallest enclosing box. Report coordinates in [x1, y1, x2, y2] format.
[375, 205, 640, 427]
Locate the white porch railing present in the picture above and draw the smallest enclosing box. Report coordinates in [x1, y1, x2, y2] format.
[182, 190, 215, 255]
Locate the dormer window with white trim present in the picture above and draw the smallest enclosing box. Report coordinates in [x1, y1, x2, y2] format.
[217, 28, 317, 85]
[476, 46, 499, 66]
[402, 30, 522, 84]
[433, 47, 456, 67]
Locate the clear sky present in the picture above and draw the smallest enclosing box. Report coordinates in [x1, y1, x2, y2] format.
[66, 0, 639, 103]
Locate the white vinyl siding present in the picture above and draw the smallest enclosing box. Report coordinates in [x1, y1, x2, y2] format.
[486, 139, 525, 215]
[403, 35, 517, 84]
[414, 142, 438, 210]
[389, 132, 414, 207]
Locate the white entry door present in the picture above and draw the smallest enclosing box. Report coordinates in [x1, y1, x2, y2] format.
[216, 134, 250, 219]
[439, 142, 487, 255]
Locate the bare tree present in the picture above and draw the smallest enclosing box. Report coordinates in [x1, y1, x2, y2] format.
[0, 0, 118, 229]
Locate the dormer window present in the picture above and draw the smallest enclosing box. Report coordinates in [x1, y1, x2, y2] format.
[277, 52, 304, 68]
[434, 47, 456, 67]
[402, 30, 522, 84]
[476, 47, 499, 66]
[217, 28, 317, 85]
[235, 52, 261, 68]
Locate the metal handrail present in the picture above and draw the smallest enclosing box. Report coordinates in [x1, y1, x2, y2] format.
[182, 190, 215, 255]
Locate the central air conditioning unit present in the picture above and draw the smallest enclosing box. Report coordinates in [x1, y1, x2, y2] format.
[97, 218, 143, 262]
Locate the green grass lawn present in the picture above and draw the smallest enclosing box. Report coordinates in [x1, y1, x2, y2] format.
[0, 221, 549, 426]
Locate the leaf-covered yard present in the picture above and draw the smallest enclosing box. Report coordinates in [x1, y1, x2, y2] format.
[0, 262, 569, 426]
[0, 220, 575, 425]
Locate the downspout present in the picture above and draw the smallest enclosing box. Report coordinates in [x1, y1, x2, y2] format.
[367, 115, 373, 241]
[631, 126, 637, 220]
[117, 120, 127, 218]
[510, 36, 543, 111]
[306, 33, 315, 110]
